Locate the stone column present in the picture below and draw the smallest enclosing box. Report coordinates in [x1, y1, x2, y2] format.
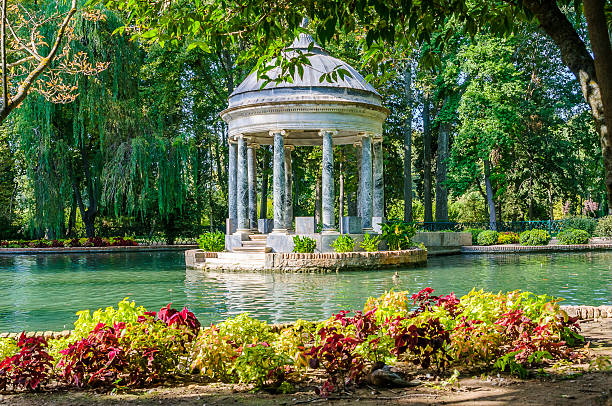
[360, 133, 373, 231]
[284, 145, 294, 231]
[320, 129, 337, 233]
[236, 135, 249, 233]
[247, 143, 258, 231]
[373, 136, 384, 218]
[271, 130, 287, 233]
[228, 139, 238, 222]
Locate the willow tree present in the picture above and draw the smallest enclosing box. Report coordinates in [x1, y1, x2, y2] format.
[17, 10, 142, 237]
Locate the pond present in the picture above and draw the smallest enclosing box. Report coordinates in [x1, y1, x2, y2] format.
[1, 251, 611, 332]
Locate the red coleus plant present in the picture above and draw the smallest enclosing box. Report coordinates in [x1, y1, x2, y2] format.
[0, 334, 53, 391]
[58, 322, 130, 388]
[154, 304, 201, 339]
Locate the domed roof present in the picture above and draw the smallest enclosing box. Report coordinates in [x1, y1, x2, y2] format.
[227, 33, 382, 109]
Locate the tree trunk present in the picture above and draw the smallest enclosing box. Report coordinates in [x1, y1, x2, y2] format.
[435, 119, 450, 222]
[423, 94, 433, 222]
[583, 0, 612, 214]
[483, 159, 497, 231]
[403, 63, 414, 222]
[259, 146, 269, 219]
[521, 0, 612, 213]
[66, 196, 76, 238]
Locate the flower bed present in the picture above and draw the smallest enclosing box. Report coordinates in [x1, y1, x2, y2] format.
[0, 237, 138, 248]
[0, 290, 586, 396]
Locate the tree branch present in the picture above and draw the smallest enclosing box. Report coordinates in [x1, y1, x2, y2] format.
[0, 0, 77, 124]
[1, 0, 7, 109]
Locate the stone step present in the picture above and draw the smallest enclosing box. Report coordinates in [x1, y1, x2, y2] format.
[249, 234, 268, 241]
[242, 240, 267, 247]
[217, 252, 267, 260]
[232, 246, 271, 253]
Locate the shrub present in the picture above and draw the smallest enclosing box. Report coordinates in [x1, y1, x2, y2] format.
[0, 334, 53, 391]
[477, 230, 498, 245]
[519, 229, 551, 246]
[0, 338, 17, 361]
[557, 228, 590, 245]
[196, 231, 225, 252]
[292, 235, 316, 253]
[467, 228, 484, 245]
[330, 235, 355, 252]
[594, 215, 612, 237]
[497, 232, 519, 244]
[380, 221, 417, 250]
[562, 216, 598, 236]
[359, 233, 381, 252]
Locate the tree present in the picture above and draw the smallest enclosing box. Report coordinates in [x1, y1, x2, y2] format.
[101, 0, 612, 213]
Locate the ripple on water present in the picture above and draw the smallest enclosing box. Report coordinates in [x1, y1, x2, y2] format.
[0, 251, 611, 331]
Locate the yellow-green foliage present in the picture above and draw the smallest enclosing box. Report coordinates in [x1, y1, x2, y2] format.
[0, 337, 17, 360]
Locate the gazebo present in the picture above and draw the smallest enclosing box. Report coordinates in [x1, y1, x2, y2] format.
[220, 32, 389, 253]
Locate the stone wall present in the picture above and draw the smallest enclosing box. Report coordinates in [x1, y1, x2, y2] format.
[264, 248, 426, 272]
[185, 249, 218, 269]
[413, 232, 472, 255]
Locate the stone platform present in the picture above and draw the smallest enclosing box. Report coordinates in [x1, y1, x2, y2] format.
[185, 248, 427, 272]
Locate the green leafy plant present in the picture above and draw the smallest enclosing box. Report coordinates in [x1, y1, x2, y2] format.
[359, 233, 381, 252]
[196, 231, 225, 252]
[330, 235, 355, 252]
[562, 216, 598, 236]
[595, 215, 612, 237]
[380, 221, 417, 250]
[519, 229, 551, 246]
[0, 337, 17, 361]
[477, 230, 498, 245]
[232, 342, 292, 388]
[557, 228, 590, 245]
[497, 232, 519, 244]
[292, 235, 316, 253]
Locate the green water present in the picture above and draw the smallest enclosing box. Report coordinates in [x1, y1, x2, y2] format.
[1, 251, 611, 332]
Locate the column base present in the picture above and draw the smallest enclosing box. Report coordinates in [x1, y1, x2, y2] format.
[321, 228, 339, 235]
[233, 230, 251, 240]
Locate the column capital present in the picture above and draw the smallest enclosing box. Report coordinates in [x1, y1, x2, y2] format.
[318, 129, 338, 136]
[354, 141, 362, 148]
[372, 134, 383, 143]
[248, 142, 260, 149]
[269, 129, 287, 137]
[359, 131, 374, 139]
[284, 144, 295, 151]
[228, 136, 238, 144]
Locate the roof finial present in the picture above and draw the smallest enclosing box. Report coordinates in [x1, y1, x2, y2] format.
[301, 16, 310, 29]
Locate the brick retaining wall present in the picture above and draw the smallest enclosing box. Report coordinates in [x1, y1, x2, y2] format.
[265, 249, 427, 272]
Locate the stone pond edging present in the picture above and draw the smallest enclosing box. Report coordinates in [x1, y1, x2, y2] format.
[461, 243, 612, 254]
[185, 248, 427, 272]
[0, 245, 198, 254]
[2, 304, 610, 338]
[264, 249, 427, 272]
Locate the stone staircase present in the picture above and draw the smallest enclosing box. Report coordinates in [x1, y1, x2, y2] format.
[204, 235, 269, 271]
[232, 234, 271, 253]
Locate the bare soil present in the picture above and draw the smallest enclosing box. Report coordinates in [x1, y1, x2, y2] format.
[2, 319, 611, 406]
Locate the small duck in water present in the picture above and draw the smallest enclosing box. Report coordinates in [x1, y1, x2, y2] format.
[392, 271, 400, 282]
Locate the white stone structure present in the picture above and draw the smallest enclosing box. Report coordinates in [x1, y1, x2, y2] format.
[221, 32, 389, 252]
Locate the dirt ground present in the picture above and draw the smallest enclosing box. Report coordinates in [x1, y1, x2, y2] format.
[2, 319, 611, 406]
